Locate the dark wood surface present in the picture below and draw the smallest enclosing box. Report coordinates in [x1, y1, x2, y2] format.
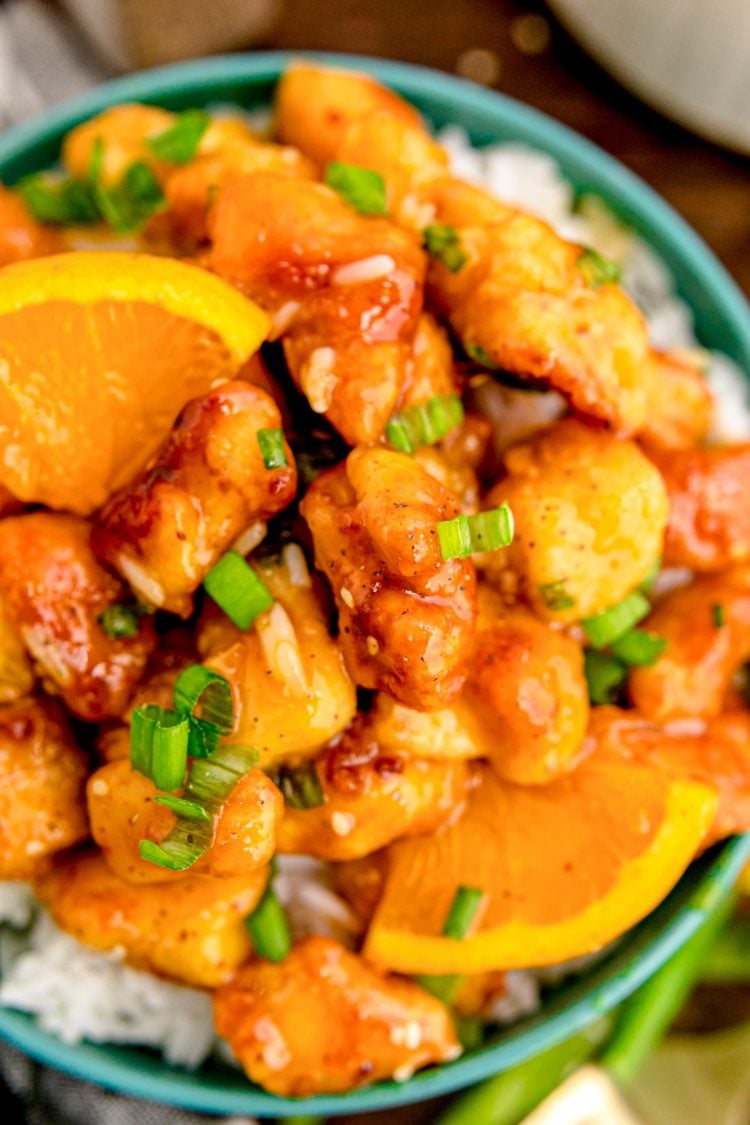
[265, 4, 750, 1121]
[268, 0, 750, 296]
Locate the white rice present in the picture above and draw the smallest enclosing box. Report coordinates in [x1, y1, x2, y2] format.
[2, 122, 748, 1069]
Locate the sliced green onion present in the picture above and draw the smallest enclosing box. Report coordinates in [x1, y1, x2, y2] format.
[386, 394, 464, 455]
[423, 224, 468, 273]
[130, 705, 190, 791]
[584, 649, 628, 705]
[416, 886, 486, 1005]
[324, 162, 388, 216]
[578, 247, 622, 288]
[277, 761, 325, 809]
[98, 603, 140, 638]
[639, 557, 661, 594]
[87, 136, 105, 184]
[153, 795, 211, 821]
[538, 581, 576, 612]
[441, 886, 485, 939]
[437, 505, 514, 561]
[173, 665, 233, 731]
[19, 175, 99, 225]
[712, 603, 726, 629]
[204, 550, 274, 630]
[246, 876, 292, 962]
[582, 591, 651, 649]
[146, 109, 210, 164]
[139, 742, 259, 872]
[184, 743, 259, 805]
[257, 427, 289, 470]
[94, 160, 165, 234]
[464, 341, 499, 369]
[139, 816, 213, 872]
[610, 629, 667, 667]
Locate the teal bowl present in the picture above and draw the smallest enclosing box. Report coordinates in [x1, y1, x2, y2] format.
[1, 51, 749, 1118]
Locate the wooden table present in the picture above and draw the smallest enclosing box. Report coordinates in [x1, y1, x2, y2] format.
[270, 0, 750, 297]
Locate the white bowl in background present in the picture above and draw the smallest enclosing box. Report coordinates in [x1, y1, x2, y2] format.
[549, 0, 750, 154]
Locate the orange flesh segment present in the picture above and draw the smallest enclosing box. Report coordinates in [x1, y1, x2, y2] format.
[364, 760, 716, 974]
[0, 253, 269, 514]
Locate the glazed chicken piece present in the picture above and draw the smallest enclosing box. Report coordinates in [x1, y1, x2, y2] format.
[646, 443, 750, 572]
[0, 183, 64, 265]
[363, 587, 588, 784]
[92, 381, 297, 617]
[207, 172, 426, 445]
[275, 62, 425, 168]
[156, 118, 315, 252]
[0, 596, 34, 703]
[63, 104, 314, 252]
[0, 513, 156, 721]
[639, 350, 713, 451]
[36, 850, 264, 987]
[426, 178, 651, 435]
[277, 714, 468, 860]
[88, 757, 283, 883]
[461, 586, 589, 784]
[587, 706, 750, 846]
[213, 936, 460, 1096]
[484, 419, 668, 622]
[0, 696, 88, 879]
[63, 103, 175, 184]
[197, 552, 357, 769]
[629, 568, 750, 722]
[301, 447, 477, 709]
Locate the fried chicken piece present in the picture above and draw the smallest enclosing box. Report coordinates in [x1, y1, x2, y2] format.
[213, 936, 459, 1095]
[301, 447, 477, 709]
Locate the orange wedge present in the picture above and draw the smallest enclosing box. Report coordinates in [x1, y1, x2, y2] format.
[364, 757, 716, 974]
[0, 252, 269, 514]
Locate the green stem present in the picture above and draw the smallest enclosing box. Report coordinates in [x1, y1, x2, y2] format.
[700, 915, 750, 983]
[603, 892, 736, 1086]
[435, 1019, 611, 1125]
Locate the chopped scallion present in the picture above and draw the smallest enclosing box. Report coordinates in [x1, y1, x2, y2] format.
[19, 175, 99, 225]
[578, 247, 622, 288]
[324, 162, 388, 216]
[246, 876, 292, 962]
[153, 795, 211, 821]
[610, 629, 667, 667]
[464, 341, 499, 369]
[204, 550, 274, 630]
[277, 761, 325, 809]
[538, 581, 576, 612]
[582, 591, 651, 649]
[437, 505, 514, 561]
[138, 742, 259, 872]
[98, 603, 140, 638]
[386, 394, 464, 455]
[87, 136, 105, 184]
[146, 109, 210, 164]
[416, 886, 485, 1005]
[423, 224, 468, 273]
[130, 705, 190, 791]
[173, 665, 233, 732]
[442, 885, 486, 940]
[93, 160, 165, 234]
[257, 427, 289, 470]
[712, 603, 726, 629]
[584, 649, 628, 705]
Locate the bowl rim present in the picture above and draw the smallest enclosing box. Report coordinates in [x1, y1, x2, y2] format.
[0, 49, 749, 1117]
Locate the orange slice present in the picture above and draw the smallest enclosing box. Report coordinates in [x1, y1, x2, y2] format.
[364, 756, 716, 974]
[0, 252, 269, 514]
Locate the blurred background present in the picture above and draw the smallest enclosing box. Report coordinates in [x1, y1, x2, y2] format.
[0, 1, 749, 1122]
